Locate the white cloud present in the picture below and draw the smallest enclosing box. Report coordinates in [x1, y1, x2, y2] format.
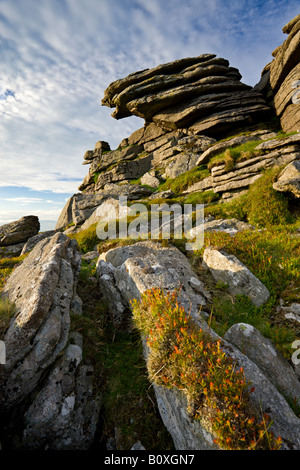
[0, 207, 62, 226]
[0, 0, 299, 228]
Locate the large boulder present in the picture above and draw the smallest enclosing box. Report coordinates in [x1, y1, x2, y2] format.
[257, 14, 300, 133]
[224, 323, 300, 408]
[21, 230, 56, 254]
[0, 233, 81, 411]
[0, 216, 40, 246]
[202, 247, 270, 307]
[96, 241, 210, 326]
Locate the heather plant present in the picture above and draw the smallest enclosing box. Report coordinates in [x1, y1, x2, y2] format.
[131, 287, 282, 450]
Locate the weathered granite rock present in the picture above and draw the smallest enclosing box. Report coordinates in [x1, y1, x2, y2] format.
[21, 230, 56, 254]
[224, 323, 300, 407]
[202, 247, 270, 307]
[83, 140, 111, 163]
[80, 197, 129, 232]
[102, 54, 271, 138]
[262, 14, 300, 132]
[164, 152, 199, 179]
[56, 191, 142, 231]
[273, 160, 300, 197]
[0, 242, 26, 257]
[183, 176, 214, 194]
[93, 153, 153, 190]
[152, 383, 218, 450]
[0, 233, 81, 411]
[96, 259, 130, 328]
[22, 342, 101, 450]
[131, 441, 146, 450]
[280, 303, 300, 324]
[81, 251, 99, 263]
[0, 216, 40, 247]
[255, 133, 300, 152]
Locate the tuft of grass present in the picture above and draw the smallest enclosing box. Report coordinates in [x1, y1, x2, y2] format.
[246, 168, 293, 228]
[183, 190, 220, 205]
[0, 254, 26, 338]
[68, 223, 99, 253]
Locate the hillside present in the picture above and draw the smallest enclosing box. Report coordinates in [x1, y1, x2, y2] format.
[0, 14, 300, 451]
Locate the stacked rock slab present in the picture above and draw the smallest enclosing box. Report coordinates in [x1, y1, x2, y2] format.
[101, 54, 271, 137]
[77, 55, 271, 197]
[258, 14, 300, 133]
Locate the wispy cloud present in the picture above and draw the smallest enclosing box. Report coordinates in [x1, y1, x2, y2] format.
[0, 0, 299, 227]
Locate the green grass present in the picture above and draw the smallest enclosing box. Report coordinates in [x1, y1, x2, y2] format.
[0, 254, 27, 337]
[0, 297, 16, 338]
[204, 168, 295, 228]
[159, 166, 210, 194]
[68, 223, 99, 253]
[183, 190, 220, 205]
[207, 140, 263, 171]
[71, 263, 174, 450]
[131, 288, 282, 450]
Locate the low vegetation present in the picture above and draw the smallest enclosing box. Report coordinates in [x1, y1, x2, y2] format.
[159, 166, 209, 194]
[66, 127, 300, 449]
[131, 287, 283, 450]
[0, 254, 26, 338]
[207, 140, 263, 171]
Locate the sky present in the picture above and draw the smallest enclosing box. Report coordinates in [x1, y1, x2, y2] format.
[0, 0, 299, 231]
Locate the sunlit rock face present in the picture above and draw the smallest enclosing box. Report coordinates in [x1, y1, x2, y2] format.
[256, 14, 300, 133]
[101, 54, 271, 138]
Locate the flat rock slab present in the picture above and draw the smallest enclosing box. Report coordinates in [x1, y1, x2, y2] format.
[101, 54, 270, 138]
[203, 218, 254, 235]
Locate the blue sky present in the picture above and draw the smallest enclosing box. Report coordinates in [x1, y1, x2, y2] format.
[0, 0, 299, 231]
